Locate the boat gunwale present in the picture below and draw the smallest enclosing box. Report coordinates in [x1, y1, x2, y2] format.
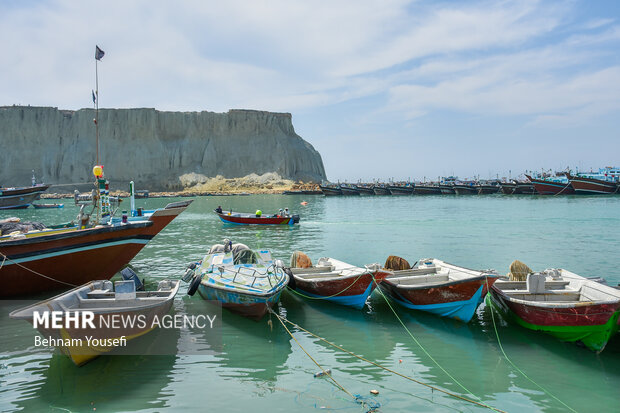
[0, 220, 154, 246]
[9, 280, 181, 320]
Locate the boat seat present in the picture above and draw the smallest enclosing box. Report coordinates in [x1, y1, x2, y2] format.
[291, 266, 334, 274]
[87, 289, 114, 298]
[295, 271, 343, 280]
[388, 274, 450, 285]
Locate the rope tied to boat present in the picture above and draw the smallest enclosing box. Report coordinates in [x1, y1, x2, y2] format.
[370, 273, 502, 410]
[553, 181, 573, 196]
[0, 251, 79, 287]
[270, 307, 507, 413]
[484, 277, 579, 413]
[267, 308, 379, 412]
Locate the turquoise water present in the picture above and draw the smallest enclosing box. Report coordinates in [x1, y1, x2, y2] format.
[1, 194, 619, 412]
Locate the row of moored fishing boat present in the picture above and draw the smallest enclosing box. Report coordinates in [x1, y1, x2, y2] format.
[11, 242, 620, 366]
[320, 167, 620, 196]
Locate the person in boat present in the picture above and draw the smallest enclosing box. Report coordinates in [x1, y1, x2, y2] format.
[284, 208, 290, 217]
[255, 209, 262, 217]
[215, 206, 223, 214]
[277, 208, 284, 217]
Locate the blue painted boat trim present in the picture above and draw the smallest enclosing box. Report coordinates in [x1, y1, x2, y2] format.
[2, 238, 151, 265]
[385, 285, 485, 322]
[295, 282, 373, 310]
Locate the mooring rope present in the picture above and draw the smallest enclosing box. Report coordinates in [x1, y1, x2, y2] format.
[269, 308, 380, 412]
[484, 277, 579, 413]
[371, 274, 484, 402]
[0, 251, 78, 287]
[271, 309, 506, 413]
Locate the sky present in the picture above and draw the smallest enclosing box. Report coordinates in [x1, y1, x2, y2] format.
[1, 0, 619, 182]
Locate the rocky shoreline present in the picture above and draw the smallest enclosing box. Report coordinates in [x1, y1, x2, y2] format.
[41, 180, 320, 199]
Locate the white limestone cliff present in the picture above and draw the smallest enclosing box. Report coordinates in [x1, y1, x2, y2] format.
[0, 106, 326, 190]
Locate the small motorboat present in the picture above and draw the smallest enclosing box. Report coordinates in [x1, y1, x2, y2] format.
[33, 203, 64, 209]
[286, 252, 392, 309]
[379, 257, 500, 322]
[215, 209, 300, 225]
[10, 277, 180, 366]
[185, 242, 288, 320]
[487, 265, 620, 352]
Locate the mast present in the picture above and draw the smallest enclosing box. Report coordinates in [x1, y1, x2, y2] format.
[94, 45, 105, 165]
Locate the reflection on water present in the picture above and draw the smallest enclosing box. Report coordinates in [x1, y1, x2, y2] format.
[1, 194, 620, 412]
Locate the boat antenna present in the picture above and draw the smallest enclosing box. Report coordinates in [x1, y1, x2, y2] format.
[94, 45, 105, 165]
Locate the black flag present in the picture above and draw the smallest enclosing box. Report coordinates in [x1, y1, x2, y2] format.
[95, 45, 105, 60]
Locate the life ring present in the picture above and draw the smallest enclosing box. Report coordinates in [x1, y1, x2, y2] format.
[187, 273, 202, 296]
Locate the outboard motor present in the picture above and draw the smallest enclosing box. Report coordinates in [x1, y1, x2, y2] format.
[120, 267, 145, 291]
[292, 215, 300, 224]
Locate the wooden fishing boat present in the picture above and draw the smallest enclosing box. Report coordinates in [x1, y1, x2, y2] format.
[515, 180, 537, 194]
[372, 185, 391, 195]
[287, 257, 392, 309]
[215, 210, 299, 225]
[379, 258, 500, 322]
[567, 169, 620, 195]
[413, 184, 442, 195]
[487, 268, 620, 352]
[185, 244, 288, 320]
[387, 184, 413, 195]
[500, 182, 517, 194]
[476, 183, 500, 194]
[439, 184, 455, 194]
[0, 199, 192, 297]
[525, 174, 574, 195]
[0, 184, 50, 209]
[33, 203, 64, 209]
[339, 184, 361, 196]
[354, 185, 375, 195]
[10, 278, 180, 366]
[319, 184, 342, 196]
[453, 184, 478, 195]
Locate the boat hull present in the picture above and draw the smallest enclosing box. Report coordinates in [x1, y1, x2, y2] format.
[290, 270, 390, 309]
[567, 173, 618, 195]
[439, 185, 455, 194]
[339, 187, 361, 196]
[476, 185, 500, 195]
[414, 186, 441, 195]
[197, 283, 282, 320]
[355, 186, 375, 195]
[0, 185, 50, 209]
[379, 276, 497, 322]
[387, 186, 413, 195]
[320, 186, 342, 196]
[487, 288, 620, 352]
[500, 183, 517, 194]
[218, 213, 296, 225]
[525, 175, 574, 195]
[453, 185, 478, 195]
[0, 202, 190, 297]
[373, 186, 391, 195]
[515, 182, 537, 194]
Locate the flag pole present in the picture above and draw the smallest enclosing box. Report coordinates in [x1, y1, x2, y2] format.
[95, 54, 99, 165]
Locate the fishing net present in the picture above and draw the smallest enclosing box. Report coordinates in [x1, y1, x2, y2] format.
[508, 260, 532, 281]
[383, 255, 410, 271]
[0, 218, 46, 236]
[291, 251, 312, 268]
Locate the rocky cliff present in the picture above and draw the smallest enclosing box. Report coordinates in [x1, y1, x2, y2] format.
[0, 106, 326, 190]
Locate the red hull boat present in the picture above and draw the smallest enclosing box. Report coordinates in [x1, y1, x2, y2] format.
[566, 172, 618, 195]
[0, 200, 191, 297]
[288, 258, 391, 309]
[525, 175, 574, 195]
[216, 210, 299, 225]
